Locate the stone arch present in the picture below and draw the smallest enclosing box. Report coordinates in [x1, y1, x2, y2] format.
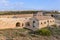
[16, 22, 20, 27]
[26, 22, 30, 27]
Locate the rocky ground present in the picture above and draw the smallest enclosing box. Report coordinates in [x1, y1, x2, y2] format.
[0, 26, 60, 40]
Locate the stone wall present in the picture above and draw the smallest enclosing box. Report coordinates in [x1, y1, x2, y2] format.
[39, 20, 48, 29]
[0, 18, 30, 29]
[0, 14, 33, 18]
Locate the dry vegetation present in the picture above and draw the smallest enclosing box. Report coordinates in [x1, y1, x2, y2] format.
[0, 10, 60, 15]
[0, 26, 60, 40]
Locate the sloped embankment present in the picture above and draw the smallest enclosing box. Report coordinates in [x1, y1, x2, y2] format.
[0, 27, 60, 40]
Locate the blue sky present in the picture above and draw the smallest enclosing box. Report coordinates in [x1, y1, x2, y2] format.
[0, 0, 60, 11]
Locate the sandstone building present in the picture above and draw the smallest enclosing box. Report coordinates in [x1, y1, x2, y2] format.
[25, 16, 55, 31]
[0, 11, 55, 30]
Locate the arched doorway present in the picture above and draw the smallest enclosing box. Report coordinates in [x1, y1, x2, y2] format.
[16, 22, 20, 27]
[26, 22, 30, 27]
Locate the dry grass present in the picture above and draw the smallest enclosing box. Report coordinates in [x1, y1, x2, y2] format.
[0, 27, 60, 40]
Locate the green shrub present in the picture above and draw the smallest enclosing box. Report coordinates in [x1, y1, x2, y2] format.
[35, 29, 51, 36]
[51, 24, 57, 27]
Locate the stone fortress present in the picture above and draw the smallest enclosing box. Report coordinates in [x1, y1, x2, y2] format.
[0, 11, 55, 31]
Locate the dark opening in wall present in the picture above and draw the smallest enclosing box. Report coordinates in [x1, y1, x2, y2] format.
[33, 21, 35, 23]
[33, 25, 35, 27]
[16, 22, 20, 27]
[26, 22, 30, 26]
[51, 15, 54, 17]
[41, 22, 42, 24]
[44, 22, 46, 24]
[22, 23, 24, 26]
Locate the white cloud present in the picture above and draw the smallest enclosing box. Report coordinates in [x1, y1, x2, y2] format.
[0, 0, 24, 10]
[0, 0, 24, 6]
[0, 0, 9, 6]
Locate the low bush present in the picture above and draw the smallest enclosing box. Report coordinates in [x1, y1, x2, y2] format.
[35, 29, 51, 36]
[51, 24, 57, 27]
